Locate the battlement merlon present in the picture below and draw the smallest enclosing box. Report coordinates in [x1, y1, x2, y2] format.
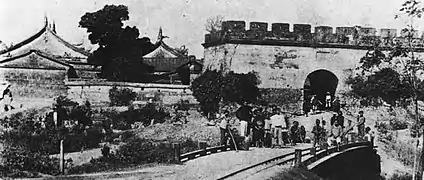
[203, 20, 424, 49]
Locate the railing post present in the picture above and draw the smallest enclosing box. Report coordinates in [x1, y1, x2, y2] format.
[294, 149, 302, 167]
[199, 141, 207, 156]
[173, 143, 181, 162]
[60, 140, 64, 174]
[310, 147, 316, 156]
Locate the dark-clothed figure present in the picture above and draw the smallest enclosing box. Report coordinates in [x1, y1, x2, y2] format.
[299, 125, 306, 143]
[290, 121, 300, 146]
[333, 97, 341, 113]
[321, 120, 328, 147]
[1, 85, 13, 112]
[357, 111, 366, 138]
[337, 111, 345, 128]
[252, 119, 265, 147]
[312, 119, 322, 147]
[330, 113, 337, 126]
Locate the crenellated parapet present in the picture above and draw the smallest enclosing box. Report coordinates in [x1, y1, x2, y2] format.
[203, 20, 424, 49]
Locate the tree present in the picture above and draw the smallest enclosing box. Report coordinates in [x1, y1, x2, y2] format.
[79, 5, 155, 81]
[347, 1, 424, 179]
[191, 70, 260, 117]
[205, 15, 224, 35]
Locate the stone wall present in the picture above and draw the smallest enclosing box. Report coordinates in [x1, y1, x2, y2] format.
[65, 80, 198, 106]
[205, 21, 424, 48]
[204, 43, 366, 92]
[0, 68, 67, 98]
[202, 20, 424, 95]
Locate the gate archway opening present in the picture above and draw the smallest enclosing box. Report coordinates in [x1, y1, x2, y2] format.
[303, 69, 338, 111]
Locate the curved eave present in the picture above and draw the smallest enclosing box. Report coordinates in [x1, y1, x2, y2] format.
[0, 49, 73, 68]
[48, 29, 92, 57]
[202, 39, 424, 52]
[0, 23, 48, 55]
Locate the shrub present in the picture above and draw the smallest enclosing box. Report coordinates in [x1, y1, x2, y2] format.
[110, 103, 170, 130]
[0, 145, 59, 178]
[109, 86, 137, 106]
[389, 118, 408, 130]
[191, 70, 260, 117]
[388, 172, 412, 180]
[68, 137, 177, 174]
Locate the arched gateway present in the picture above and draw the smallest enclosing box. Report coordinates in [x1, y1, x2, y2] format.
[303, 69, 338, 111]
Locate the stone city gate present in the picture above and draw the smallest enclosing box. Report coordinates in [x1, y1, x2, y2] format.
[202, 20, 424, 108]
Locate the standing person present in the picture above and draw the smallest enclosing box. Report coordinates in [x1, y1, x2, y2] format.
[239, 118, 249, 150]
[270, 108, 285, 147]
[299, 125, 306, 143]
[332, 97, 341, 113]
[328, 121, 343, 146]
[337, 111, 345, 129]
[1, 84, 13, 112]
[253, 119, 265, 147]
[264, 114, 272, 148]
[252, 108, 265, 147]
[290, 121, 300, 146]
[357, 111, 366, 139]
[218, 110, 229, 146]
[343, 119, 355, 144]
[330, 113, 338, 126]
[321, 120, 328, 147]
[325, 92, 332, 109]
[310, 95, 318, 112]
[312, 119, 322, 147]
[364, 127, 373, 143]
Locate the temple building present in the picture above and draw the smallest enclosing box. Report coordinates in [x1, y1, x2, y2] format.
[0, 17, 99, 98]
[143, 28, 203, 85]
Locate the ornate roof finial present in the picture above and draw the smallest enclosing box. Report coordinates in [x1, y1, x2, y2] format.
[158, 27, 163, 42]
[44, 13, 48, 26]
[52, 20, 57, 34]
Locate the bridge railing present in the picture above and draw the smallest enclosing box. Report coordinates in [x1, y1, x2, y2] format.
[172, 142, 233, 163]
[216, 141, 375, 179]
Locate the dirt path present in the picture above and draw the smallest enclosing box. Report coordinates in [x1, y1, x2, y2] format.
[50, 145, 311, 180]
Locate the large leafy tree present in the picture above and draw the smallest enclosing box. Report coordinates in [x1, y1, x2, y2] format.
[79, 5, 155, 81]
[347, 1, 424, 178]
[191, 70, 260, 117]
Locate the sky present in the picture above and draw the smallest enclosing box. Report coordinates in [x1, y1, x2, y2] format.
[0, 0, 422, 57]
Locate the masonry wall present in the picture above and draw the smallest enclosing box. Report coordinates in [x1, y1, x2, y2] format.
[203, 21, 424, 94]
[0, 68, 67, 98]
[204, 44, 365, 92]
[66, 80, 198, 106]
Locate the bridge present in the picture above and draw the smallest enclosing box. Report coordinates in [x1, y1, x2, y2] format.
[53, 141, 379, 180]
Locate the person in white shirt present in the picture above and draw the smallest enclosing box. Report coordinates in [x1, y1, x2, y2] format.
[270, 108, 287, 147]
[325, 92, 332, 109]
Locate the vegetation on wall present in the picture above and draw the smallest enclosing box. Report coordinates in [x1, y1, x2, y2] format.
[191, 70, 260, 116]
[109, 86, 137, 106]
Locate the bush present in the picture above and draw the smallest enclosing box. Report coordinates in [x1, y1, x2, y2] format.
[109, 86, 137, 106]
[110, 103, 170, 130]
[389, 118, 408, 130]
[0, 145, 59, 178]
[191, 70, 260, 116]
[68, 137, 177, 174]
[388, 172, 412, 180]
[258, 88, 302, 112]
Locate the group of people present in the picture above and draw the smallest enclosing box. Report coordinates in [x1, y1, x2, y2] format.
[217, 103, 373, 150]
[305, 92, 341, 115]
[218, 105, 309, 150]
[311, 110, 373, 148]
